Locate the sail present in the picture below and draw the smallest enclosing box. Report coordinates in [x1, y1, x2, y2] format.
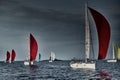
[39, 53, 41, 61]
[51, 52, 55, 61]
[112, 43, 115, 59]
[85, 4, 90, 62]
[69, 4, 96, 69]
[50, 52, 55, 61]
[11, 50, 16, 62]
[88, 7, 110, 60]
[30, 34, 38, 61]
[117, 48, 120, 60]
[115, 43, 120, 60]
[6, 51, 10, 62]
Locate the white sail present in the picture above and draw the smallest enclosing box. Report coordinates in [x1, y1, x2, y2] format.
[51, 52, 55, 61]
[49, 51, 56, 62]
[107, 42, 117, 62]
[112, 43, 115, 59]
[85, 3, 90, 62]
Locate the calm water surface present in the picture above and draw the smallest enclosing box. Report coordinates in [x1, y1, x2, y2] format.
[0, 61, 119, 80]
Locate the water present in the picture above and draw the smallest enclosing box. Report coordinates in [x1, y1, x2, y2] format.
[0, 61, 119, 80]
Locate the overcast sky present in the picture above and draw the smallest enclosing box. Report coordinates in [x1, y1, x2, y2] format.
[0, 0, 119, 61]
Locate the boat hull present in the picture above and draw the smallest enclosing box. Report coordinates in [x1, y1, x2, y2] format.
[4, 61, 11, 63]
[49, 60, 53, 62]
[24, 61, 33, 65]
[70, 62, 95, 69]
[107, 59, 117, 62]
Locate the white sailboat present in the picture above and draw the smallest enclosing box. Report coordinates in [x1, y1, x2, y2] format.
[107, 43, 117, 62]
[70, 4, 111, 69]
[49, 51, 56, 62]
[70, 4, 95, 69]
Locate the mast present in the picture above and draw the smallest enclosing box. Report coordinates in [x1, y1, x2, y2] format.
[85, 4, 90, 63]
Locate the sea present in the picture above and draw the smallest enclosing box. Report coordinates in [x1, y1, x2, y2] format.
[0, 60, 119, 80]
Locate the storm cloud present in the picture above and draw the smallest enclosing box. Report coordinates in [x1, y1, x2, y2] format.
[0, 0, 119, 60]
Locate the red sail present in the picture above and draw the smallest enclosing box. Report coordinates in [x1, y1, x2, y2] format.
[88, 7, 110, 60]
[30, 34, 38, 61]
[11, 49, 16, 62]
[6, 51, 10, 62]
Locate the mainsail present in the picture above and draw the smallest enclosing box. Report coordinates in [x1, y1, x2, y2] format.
[85, 4, 90, 62]
[11, 49, 16, 62]
[30, 34, 38, 61]
[88, 7, 110, 60]
[6, 51, 10, 62]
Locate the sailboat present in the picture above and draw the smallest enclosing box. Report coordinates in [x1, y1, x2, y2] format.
[5, 51, 10, 63]
[11, 49, 16, 63]
[24, 34, 38, 65]
[39, 53, 41, 62]
[107, 43, 117, 62]
[49, 51, 56, 62]
[70, 4, 110, 69]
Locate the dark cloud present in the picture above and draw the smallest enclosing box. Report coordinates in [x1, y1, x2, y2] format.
[0, 0, 119, 60]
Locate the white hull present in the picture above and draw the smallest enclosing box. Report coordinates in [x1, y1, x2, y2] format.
[24, 61, 33, 65]
[4, 61, 11, 63]
[70, 62, 95, 69]
[49, 60, 53, 62]
[107, 59, 117, 62]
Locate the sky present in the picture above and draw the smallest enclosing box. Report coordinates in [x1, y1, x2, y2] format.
[0, 0, 120, 61]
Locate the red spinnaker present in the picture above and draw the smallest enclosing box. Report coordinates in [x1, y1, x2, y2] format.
[88, 7, 110, 60]
[30, 34, 38, 61]
[11, 49, 16, 62]
[6, 51, 10, 62]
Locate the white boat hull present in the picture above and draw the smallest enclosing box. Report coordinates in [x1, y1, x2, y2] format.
[107, 59, 117, 62]
[4, 61, 11, 63]
[49, 60, 53, 62]
[24, 61, 33, 65]
[70, 62, 95, 69]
